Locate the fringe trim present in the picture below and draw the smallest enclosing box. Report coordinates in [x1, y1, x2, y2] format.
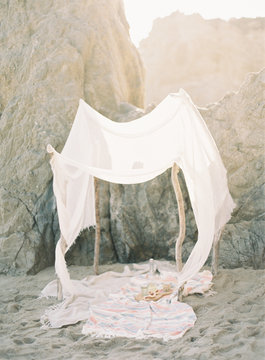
[40, 301, 67, 329]
[81, 326, 191, 342]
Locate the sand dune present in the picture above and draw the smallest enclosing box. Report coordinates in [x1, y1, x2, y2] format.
[0, 264, 264, 359]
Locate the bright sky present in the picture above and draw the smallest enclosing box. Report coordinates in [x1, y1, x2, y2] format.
[123, 0, 265, 46]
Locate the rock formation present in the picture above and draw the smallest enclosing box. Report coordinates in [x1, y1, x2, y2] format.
[0, 0, 144, 274]
[139, 12, 265, 107]
[201, 69, 265, 269]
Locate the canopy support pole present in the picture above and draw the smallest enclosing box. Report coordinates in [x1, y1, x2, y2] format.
[57, 279, 63, 301]
[211, 227, 224, 275]
[49, 150, 66, 301]
[93, 177, 101, 275]
[57, 236, 67, 301]
[171, 163, 186, 272]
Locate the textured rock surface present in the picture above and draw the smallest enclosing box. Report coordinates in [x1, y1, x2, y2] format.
[0, 0, 144, 274]
[109, 170, 197, 264]
[139, 12, 265, 107]
[201, 69, 265, 269]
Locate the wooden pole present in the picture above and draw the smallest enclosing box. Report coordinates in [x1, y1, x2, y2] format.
[211, 227, 224, 276]
[48, 150, 66, 301]
[57, 236, 67, 301]
[171, 163, 186, 272]
[93, 177, 101, 275]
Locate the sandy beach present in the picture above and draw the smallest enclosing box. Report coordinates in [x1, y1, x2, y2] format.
[0, 263, 264, 360]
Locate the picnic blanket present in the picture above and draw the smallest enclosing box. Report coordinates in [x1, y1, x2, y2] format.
[40, 262, 213, 340]
[82, 268, 212, 340]
[82, 286, 196, 340]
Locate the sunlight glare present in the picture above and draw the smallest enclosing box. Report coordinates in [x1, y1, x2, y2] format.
[123, 0, 265, 46]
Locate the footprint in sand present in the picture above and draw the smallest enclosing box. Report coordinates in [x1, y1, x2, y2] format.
[6, 303, 20, 313]
[228, 318, 239, 324]
[235, 304, 253, 313]
[23, 337, 36, 344]
[13, 339, 23, 345]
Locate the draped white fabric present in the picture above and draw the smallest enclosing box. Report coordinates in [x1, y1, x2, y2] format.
[47, 89, 235, 296]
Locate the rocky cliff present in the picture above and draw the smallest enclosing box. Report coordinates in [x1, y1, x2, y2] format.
[201, 69, 265, 269]
[0, 0, 145, 274]
[139, 12, 265, 107]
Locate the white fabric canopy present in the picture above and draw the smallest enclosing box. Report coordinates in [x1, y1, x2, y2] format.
[47, 88, 235, 296]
